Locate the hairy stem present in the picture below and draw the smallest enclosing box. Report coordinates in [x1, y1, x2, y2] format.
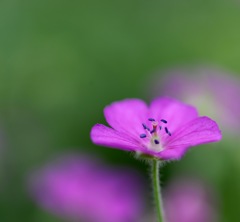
[152, 159, 165, 222]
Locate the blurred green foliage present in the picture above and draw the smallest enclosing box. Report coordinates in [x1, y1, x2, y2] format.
[0, 0, 240, 221]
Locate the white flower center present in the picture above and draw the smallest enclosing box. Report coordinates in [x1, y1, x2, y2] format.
[140, 118, 171, 153]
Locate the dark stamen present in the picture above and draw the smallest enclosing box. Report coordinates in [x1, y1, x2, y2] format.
[161, 119, 168, 124]
[142, 123, 147, 129]
[148, 118, 155, 121]
[140, 134, 147, 138]
[168, 132, 172, 136]
[159, 126, 162, 130]
[154, 139, 160, 144]
[142, 123, 150, 131]
[165, 127, 169, 134]
[150, 129, 156, 134]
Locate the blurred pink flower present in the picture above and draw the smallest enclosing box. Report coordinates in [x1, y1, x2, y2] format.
[152, 67, 240, 134]
[29, 154, 144, 222]
[91, 97, 221, 161]
[164, 179, 217, 222]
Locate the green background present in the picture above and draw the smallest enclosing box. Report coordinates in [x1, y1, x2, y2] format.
[0, 0, 240, 221]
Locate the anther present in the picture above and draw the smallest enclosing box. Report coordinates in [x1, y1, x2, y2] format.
[148, 118, 155, 121]
[142, 123, 147, 129]
[161, 119, 168, 124]
[165, 127, 171, 136]
[142, 123, 150, 131]
[159, 126, 162, 130]
[140, 134, 147, 138]
[154, 139, 160, 144]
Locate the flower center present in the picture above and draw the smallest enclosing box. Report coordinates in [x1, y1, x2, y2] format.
[139, 118, 171, 152]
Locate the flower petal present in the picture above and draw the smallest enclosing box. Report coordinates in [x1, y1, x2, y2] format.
[90, 124, 143, 152]
[104, 99, 149, 138]
[149, 97, 198, 133]
[156, 148, 188, 161]
[159, 117, 222, 160]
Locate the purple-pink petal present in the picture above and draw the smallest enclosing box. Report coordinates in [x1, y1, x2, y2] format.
[29, 154, 144, 222]
[104, 99, 148, 138]
[159, 117, 221, 160]
[91, 124, 143, 152]
[149, 97, 198, 133]
[164, 178, 217, 222]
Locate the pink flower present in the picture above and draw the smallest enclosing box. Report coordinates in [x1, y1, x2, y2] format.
[91, 97, 222, 160]
[152, 67, 240, 134]
[28, 154, 144, 222]
[164, 179, 218, 222]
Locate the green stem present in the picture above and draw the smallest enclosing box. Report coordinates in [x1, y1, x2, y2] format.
[152, 159, 165, 222]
